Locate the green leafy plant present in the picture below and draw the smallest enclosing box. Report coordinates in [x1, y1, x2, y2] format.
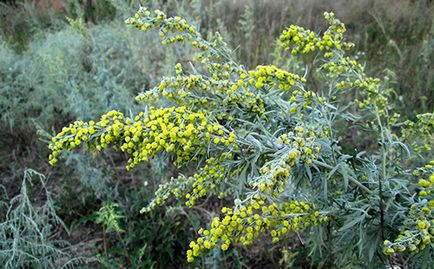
[96, 201, 124, 259]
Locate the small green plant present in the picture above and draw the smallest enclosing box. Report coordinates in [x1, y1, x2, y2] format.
[96, 202, 124, 234]
[48, 7, 433, 268]
[95, 201, 124, 259]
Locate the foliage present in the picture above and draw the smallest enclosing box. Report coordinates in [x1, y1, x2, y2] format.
[48, 6, 434, 268]
[0, 169, 83, 269]
[2, 0, 432, 116]
[0, 1, 432, 268]
[0, 3, 200, 267]
[166, 0, 434, 116]
[96, 202, 124, 233]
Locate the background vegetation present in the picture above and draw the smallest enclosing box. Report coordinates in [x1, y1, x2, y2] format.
[0, 0, 433, 268]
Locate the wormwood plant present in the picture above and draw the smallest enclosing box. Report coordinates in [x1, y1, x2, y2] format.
[48, 7, 434, 268]
[0, 169, 82, 269]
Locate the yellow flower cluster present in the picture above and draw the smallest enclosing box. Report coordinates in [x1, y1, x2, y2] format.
[49, 110, 121, 166]
[280, 12, 354, 55]
[184, 159, 227, 207]
[137, 68, 269, 116]
[125, 7, 200, 45]
[401, 112, 434, 154]
[192, 32, 235, 68]
[126, 7, 237, 78]
[137, 60, 335, 124]
[186, 197, 327, 262]
[321, 48, 388, 116]
[248, 65, 306, 91]
[137, 74, 207, 104]
[254, 149, 298, 194]
[322, 56, 364, 80]
[223, 89, 265, 115]
[351, 77, 386, 112]
[286, 90, 330, 117]
[323, 56, 386, 112]
[279, 11, 391, 117]
[49, 106, 236, 169]
[281, 126, 327, 152]
[141, 156, 233, 213]
[246, 126, 325, 198]
[384, 162, 434, 255]
[130, 10, 347, 125]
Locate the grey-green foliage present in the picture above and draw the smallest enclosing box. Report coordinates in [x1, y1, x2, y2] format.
[238, 5, 255, 64]
[0, 24, 135, 131]
[0, 2, 204, 268]
[0, 169, 83, 269]
[0, 0, 199, 211]
[0, 8, 192, 195]
[0, 14, 190, 135]
[0, 39, 24, 130]
[64, 152, 107, 193]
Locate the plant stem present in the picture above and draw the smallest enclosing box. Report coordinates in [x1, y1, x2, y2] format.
[103, 224, 108, 258]
[374, 105, 386, 240]
[313, 160, 373, 195]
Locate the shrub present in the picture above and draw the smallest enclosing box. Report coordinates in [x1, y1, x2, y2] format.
[0, 169, 83, 269]
[48, 6, 433, 268]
